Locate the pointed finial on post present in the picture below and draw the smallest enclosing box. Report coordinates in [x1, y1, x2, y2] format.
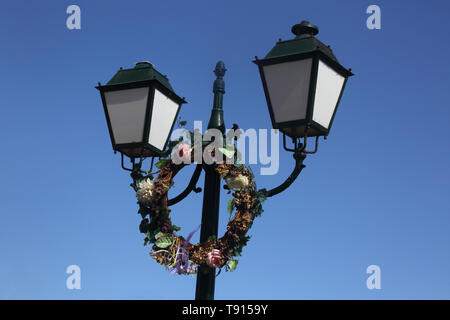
[208, 61, 226, 133]
[214, 61, 227, 79]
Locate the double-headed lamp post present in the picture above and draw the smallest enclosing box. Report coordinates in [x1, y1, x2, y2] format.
[96, 21, 353, 300]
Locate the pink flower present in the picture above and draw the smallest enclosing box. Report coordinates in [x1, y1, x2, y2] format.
[206, 249, 222, 268]
[176, 143, 192, 163]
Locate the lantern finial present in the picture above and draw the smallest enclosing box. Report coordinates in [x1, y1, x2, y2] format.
[291, 21, 319, 37]
[135, 61, 154, 68]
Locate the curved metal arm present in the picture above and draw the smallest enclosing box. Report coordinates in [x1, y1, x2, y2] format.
[168, 164, 203, 206]
[261, 153, 306, 198]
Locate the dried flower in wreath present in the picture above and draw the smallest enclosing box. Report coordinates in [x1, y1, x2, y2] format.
[134, 146, 266, 275]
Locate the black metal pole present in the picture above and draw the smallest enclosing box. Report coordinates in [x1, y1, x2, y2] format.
[195, 165, 221, 300]
[195, 61, 226, 300]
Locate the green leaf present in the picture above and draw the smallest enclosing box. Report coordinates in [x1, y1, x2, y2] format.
[148, 228, 161, 243]
[139, 218, 150, 233]
[138, 206, 151, 218]
[247, 166, 255, 179]
[219, 147, 235, 159]
[232, 235, 251, 257]
[155, 158, 171, 169]
[155, 232, 165, 240]
[155, 236, 172, 248]
[227, 260, 238, 272]
[227, 199, 235, 214]
[172, 225, 181, 232]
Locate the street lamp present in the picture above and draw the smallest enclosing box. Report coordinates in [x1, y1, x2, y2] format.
[254, 21, 353, 140]
[96, 61, 186, 159]
[96, 21, 352, 300]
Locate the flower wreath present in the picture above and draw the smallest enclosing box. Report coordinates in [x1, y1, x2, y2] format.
[133, 145, 266, 275]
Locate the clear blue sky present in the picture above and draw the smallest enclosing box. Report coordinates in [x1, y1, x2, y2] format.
[1, 0, 449, 299]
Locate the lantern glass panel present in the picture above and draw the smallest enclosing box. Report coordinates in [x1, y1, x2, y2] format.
[104, 87, 149, 144]
[148, 88, 180, 151]
[312, 60, 345, 129]
[263, 58, 312, 123]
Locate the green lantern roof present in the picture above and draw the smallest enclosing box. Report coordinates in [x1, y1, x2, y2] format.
[105, 61, 174, 91]
[263, 21, 338, 62]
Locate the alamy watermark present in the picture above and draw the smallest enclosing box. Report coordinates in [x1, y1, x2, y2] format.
[366, 5, 381, 30]
[66, 265, 81, 290]
[170, 121, 280, 175]
[66, 5, 81, 30]
[366, 265, 381, 290]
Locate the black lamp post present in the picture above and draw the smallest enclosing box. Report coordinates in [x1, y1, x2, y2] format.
[96, 21, 353, 300]
[195, 61, 227, 300]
